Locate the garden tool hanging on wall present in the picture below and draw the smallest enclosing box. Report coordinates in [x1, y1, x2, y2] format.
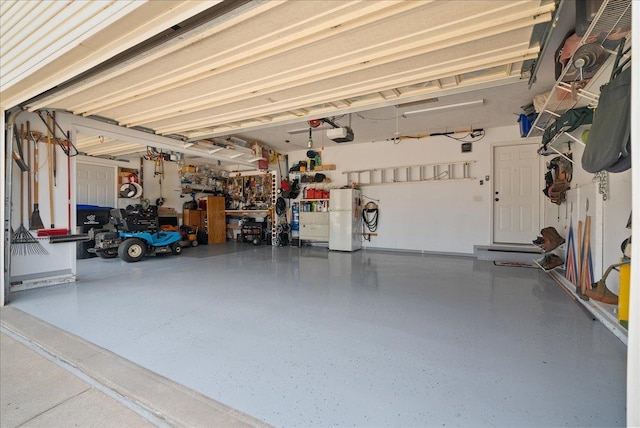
[27, 125, 44, 230]
[47, 114, 55, 229]
[38, 112, 69, 236]
[11, 130, 47, 256]
[12, 124, 28, 172]
[36, 109, 78, 233]
[35, 110, 79, 157]
[154, 150, 165, 206]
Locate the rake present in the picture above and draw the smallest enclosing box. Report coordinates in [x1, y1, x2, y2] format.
[12, 167, 48, 256]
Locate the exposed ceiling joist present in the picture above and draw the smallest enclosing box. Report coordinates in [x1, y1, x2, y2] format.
[113, 18, 546, 127]
[160, 46, 539, 136]
[3, 0, 559, 158]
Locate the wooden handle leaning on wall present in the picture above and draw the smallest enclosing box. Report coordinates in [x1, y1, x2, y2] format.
[48, 115, 55, 228]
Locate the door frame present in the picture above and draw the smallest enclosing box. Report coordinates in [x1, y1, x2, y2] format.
[76, 156, 133, 207]
[490, 141, 544, 245]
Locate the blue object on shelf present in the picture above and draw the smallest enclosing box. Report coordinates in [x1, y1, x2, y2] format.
[518, 113, 532, 138]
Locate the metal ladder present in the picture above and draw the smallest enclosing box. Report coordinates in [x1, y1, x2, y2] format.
[343, 161, 475, 186]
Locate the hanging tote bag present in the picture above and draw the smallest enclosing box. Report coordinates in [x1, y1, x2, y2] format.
[582, 40, 631, 173]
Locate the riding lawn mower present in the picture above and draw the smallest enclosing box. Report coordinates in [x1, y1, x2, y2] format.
[89, 206, 182, 262]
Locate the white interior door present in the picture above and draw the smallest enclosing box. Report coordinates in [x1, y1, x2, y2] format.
[493, 144, 540, 244]
[77, 163, 116, 207]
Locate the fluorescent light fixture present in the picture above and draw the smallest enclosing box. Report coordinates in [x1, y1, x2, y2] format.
[209, 147, 224, 154]
[228, 136, 247, 145]
[229, 153, 244, 159]
[183, 142, 195, 149]
[248, 156, 264, 163]
[402, 99, 484, 118]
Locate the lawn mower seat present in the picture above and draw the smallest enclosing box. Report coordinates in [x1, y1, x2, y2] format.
[109, 209, 128, 231]
[110, 207, 159, 233]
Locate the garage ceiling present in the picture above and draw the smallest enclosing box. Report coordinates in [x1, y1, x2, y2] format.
[2, 0, 556, 161]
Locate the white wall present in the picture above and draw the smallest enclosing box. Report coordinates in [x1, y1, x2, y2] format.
[134, 157, 185, 212]
[541, 130, 632, 293]
[286, 123, 632, 261]
[287, 125, 526, 254]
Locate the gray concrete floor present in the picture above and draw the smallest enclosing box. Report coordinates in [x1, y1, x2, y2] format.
[3, 243, 627, 427]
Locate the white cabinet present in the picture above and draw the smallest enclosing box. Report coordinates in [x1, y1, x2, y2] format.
[300, 212, 329, 241]
[299, 198, 330, 243]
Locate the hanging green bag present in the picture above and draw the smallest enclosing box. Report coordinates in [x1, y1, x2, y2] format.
[541, 106, 593, 147]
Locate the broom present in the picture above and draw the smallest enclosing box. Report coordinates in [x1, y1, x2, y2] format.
[37, 113, 68, 236]
[12, 165, 48, 256]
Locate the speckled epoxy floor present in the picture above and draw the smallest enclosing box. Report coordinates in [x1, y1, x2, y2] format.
[9, 243, 627, 427]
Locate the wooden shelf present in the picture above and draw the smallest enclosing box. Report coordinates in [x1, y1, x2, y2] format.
[182, 184, 219, 194]
[225, 209, 271, 215]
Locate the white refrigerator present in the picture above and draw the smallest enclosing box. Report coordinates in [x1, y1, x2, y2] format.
[329, 188, 362, 251]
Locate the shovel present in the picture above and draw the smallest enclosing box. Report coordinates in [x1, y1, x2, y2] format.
[29, 126, 44, 230]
